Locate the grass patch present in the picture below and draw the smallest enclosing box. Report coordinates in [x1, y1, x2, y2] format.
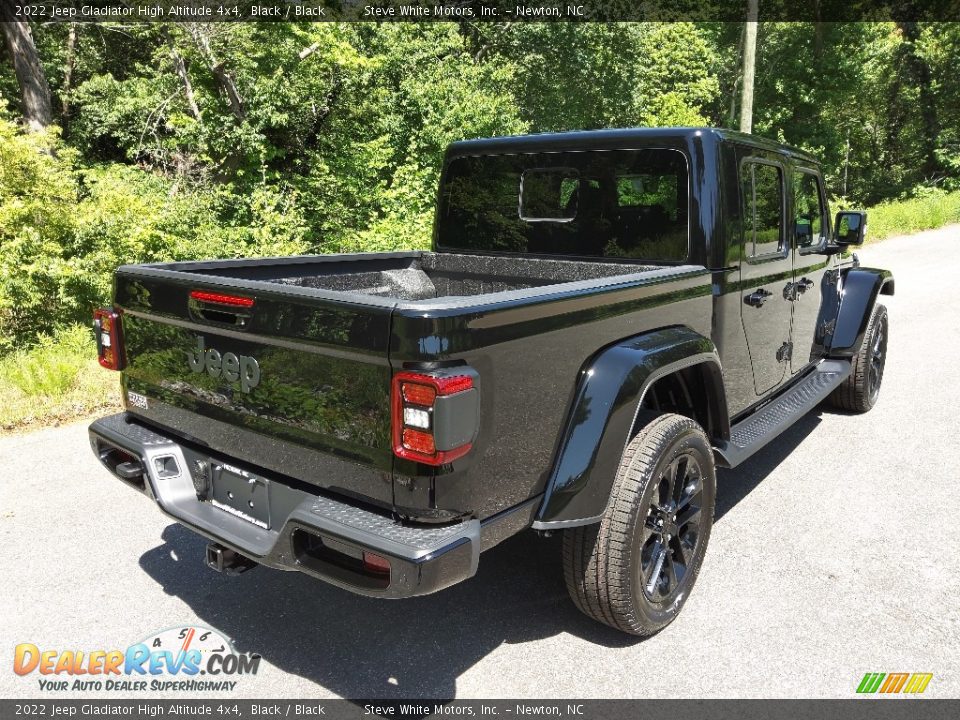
[0, 325, 122, 434]
[865, 190, 960, 242]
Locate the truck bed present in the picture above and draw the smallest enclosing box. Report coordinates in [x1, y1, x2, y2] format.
[152, 252, 663, 304]
[113, 248, 710, 526]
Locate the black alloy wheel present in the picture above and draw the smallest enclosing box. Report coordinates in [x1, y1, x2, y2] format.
[640, 451, 706, 602]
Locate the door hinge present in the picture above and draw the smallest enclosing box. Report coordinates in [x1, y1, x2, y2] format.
[777, 342, 793, 363]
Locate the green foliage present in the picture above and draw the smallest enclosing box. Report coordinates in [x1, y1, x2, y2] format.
[475, 24, 642, 130]
[0, 324, 120, 432]
[473, 23, 717, 131]
[319, 24, 527, 252]
[633, 23, 720, 126]
[0, 119, 78, 352]
[917, 24, 960, 188]
[1, 324, 91, 396]
[864, 189, 960, 242]
[71, 71, 176, 161]
[0, 115, 311, 349]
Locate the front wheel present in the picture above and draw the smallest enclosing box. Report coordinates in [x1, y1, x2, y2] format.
[562, 413, 716, 636]
[829, 303, 888, 413]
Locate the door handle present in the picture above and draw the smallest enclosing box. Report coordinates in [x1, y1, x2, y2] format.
[744, 289, 773, 308]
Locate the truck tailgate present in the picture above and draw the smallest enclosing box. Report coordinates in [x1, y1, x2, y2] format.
[114, 270, 396, 508]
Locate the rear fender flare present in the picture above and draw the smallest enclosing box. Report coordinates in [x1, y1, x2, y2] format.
[533, 326, 725, 529]
[828, 267, 894, 357]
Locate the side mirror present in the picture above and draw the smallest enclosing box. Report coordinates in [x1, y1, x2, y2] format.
[834, 210, 867, 246]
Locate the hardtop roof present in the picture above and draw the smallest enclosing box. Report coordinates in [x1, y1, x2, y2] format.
[447, 127, 820, 166]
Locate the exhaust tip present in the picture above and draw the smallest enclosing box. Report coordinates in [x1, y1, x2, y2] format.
[115, 460, 144, 480]
[205, 543, 257, 576]
[95, 441, 146, 491]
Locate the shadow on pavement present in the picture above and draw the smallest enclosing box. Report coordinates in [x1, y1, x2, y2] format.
[715, 410, 823, 522]
[138, 408, 824, 700]
[139, 523, 634, 701]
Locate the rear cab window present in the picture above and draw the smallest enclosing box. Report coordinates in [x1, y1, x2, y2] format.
[438, 148, 690, 262]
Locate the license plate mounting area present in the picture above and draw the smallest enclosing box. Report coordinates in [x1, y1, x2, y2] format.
[210, 463, 270, 529]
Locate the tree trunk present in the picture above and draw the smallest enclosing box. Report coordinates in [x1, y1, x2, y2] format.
[739, 0, 759, 134]
[165, 29, 201, 122]
[0, 10, 53, 132]
[61, 23, 77, 124]
[727, 23, 746, 128]
[187, 24, 244, 121]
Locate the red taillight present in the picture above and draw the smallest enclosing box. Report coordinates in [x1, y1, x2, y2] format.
[433, 375, 474, 395]
[93, 308, 125, 370]
[401, 382, 436, 406]
[402, 428, 436, 455]
[391, 370, 478, 465]
[189, 290, 255, 308]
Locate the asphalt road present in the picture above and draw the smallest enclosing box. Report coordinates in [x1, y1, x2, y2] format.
[2, 226, 959, 700]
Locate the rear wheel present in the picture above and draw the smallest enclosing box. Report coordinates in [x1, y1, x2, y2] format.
[562, 413, 716, 636]
[829, 303, 888, 413]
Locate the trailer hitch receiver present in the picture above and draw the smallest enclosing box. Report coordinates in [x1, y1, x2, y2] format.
[205, 543, 257, 576]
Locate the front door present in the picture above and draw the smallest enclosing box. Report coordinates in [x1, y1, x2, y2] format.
[739, 157, 794, 396]
[790, 168, 832, 373]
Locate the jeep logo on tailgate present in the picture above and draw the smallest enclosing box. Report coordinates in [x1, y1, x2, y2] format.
[188, 336, 261, 393]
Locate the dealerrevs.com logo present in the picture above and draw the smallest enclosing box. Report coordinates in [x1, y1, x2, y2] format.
[13, 625, 260, 692]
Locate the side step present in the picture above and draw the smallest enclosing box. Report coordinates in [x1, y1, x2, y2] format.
[714, 359, 851, 468]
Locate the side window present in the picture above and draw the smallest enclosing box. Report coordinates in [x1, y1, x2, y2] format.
[793, 171, 825, 249]
[741, 161, 784, 258]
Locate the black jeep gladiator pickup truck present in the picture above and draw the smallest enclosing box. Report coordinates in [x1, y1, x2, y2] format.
[90, 128, 893, 636]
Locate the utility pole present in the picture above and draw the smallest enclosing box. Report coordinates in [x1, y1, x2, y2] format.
[843, 129, 851, 197]
[739, 0, 759, 134]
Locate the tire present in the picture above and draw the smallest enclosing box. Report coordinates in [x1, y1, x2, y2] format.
[829, 303, 888, 413]
[562, 413, 716, 636]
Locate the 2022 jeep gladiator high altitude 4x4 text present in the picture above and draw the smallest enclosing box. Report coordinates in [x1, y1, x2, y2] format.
[90, 128, 893, 636]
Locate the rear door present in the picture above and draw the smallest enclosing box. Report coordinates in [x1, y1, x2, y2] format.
[114, 272, 397, 506]
[738, 154, 794, 395]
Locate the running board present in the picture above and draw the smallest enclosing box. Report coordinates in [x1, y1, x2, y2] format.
[714, 359, 852, 468]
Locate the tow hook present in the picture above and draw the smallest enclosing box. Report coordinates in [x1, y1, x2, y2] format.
[205, 543, 257, 576]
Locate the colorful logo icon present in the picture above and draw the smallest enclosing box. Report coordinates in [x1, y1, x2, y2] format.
[13, 625, 260, 692]
[857, 672, 933, 694]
